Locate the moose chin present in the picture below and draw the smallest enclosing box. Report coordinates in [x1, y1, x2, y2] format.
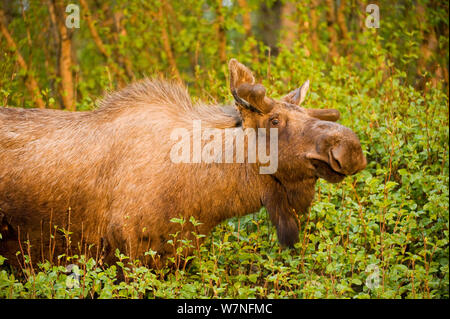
[0, 59, 366, 267]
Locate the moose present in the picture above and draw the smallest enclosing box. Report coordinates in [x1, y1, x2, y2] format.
[0, 59, 366, 267]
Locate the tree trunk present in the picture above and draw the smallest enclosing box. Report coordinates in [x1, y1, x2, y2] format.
[0, 10, 46, 109]
[237, 0, 258, 61]
[280, 1, 298, 49]
[112, 10, 135, 81]
[310, 0, 319, 52]
[47, 0, 75, 111]
[79, 0, 128, 85]
[257, 0, 282, 56]
[215, 0, 227, 64]
[325, 0, 339, 60]
[79, 0, 108, 58]
[336, 0, 349, 41]
[415, 3, 446, 90]
[238, 0, 252, 38]
[157, 3, 181, 81]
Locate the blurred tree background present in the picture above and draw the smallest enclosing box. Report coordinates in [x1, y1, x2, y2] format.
[0, 0, 448, 110]
[0, 0, 449, 299]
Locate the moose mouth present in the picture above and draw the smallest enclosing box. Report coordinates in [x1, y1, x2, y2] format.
[311, 159, 346, 183]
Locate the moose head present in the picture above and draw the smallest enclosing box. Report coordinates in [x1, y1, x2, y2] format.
[229, 58, 367, 184]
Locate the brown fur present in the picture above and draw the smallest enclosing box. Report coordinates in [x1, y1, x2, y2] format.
[0, 60, 366, 267]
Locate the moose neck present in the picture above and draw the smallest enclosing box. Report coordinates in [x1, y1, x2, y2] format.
[183, 118, 317, 227]
[183, 133, 273, 228]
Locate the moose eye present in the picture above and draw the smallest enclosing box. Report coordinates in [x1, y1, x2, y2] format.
[271, 118, 279, 125]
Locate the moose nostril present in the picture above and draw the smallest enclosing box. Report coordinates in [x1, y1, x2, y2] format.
[334, 157, 342, 170]
[329, 147, 344, 173]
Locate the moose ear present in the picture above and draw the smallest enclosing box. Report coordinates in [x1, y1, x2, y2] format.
[229, 59, 255, 92]
[282, 80, 310, 105]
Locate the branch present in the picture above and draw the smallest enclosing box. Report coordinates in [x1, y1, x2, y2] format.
[157, 3, 181, 81]
[0, 9, 46, 109]
[215, 0, 227, 64]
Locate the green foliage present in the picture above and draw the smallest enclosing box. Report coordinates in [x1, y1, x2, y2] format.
[0, 0, 448, 299]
